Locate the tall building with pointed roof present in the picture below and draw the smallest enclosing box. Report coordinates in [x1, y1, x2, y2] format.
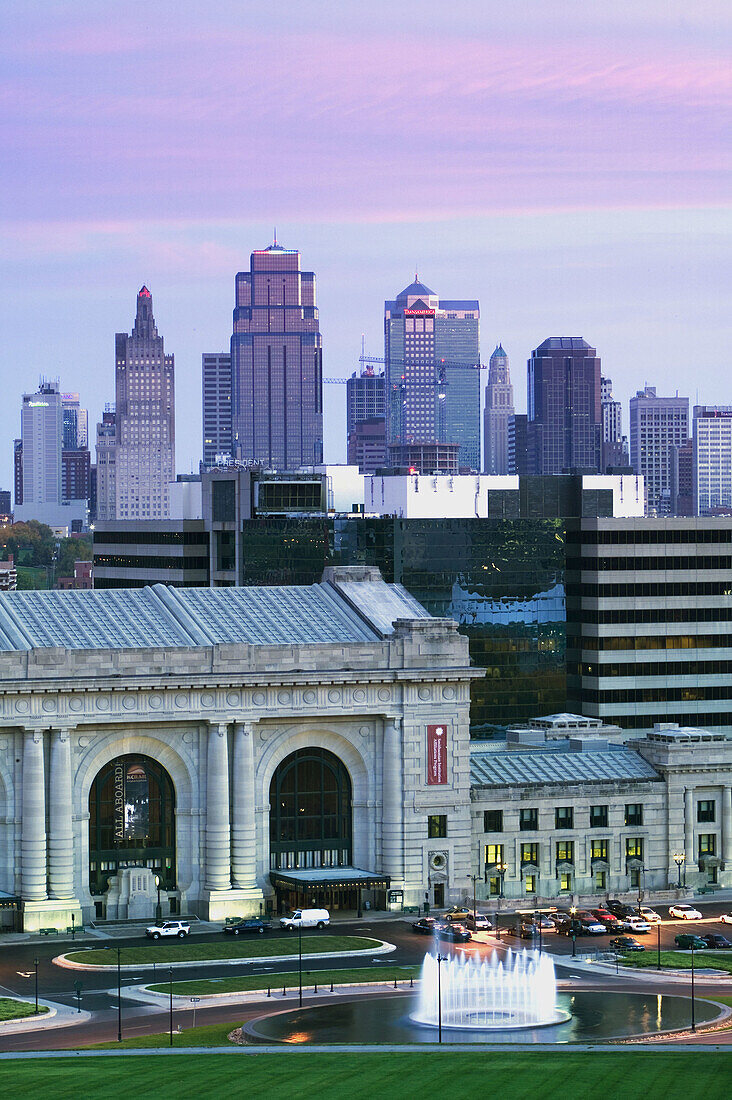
[230, 242, 323, 468]
[483, 344, 514, 474]
[99, 286, 175, 520]
[384, 276, 480, 471]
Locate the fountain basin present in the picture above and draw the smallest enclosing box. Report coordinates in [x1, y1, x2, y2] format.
[411, 948, 561, 1030]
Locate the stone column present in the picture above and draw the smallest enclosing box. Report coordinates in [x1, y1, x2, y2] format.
[382, 717, 404, 881]
[48, 728, 75, 899]
[684, 788, 694, 868]
[231, 721, 258, 890]
[21, 730, 47, 901]
[722, 785, 732, 865]
[205, 722, 231, 891]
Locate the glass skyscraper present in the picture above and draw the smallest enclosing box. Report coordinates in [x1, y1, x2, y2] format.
[527, 337, 601, 475]
[384, 278, 480, 471]
[231, 242, 323, 469]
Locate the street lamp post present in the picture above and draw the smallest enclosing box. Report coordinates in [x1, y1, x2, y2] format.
[169, 967, 174, 1046]
[469, 874, 478, 928]
[117, 944, 122, 1042]
[498, 861, 507, 900]
[690, 940, 696, 1033]
[33, 958, 38, 1014]
[155, 874, 162, 925]
[570, 906, 577, 958]
[673, 852, 685, 890]
[436, 953, 447, 1044]
[656, 919, 661, 971]
[298, 921, 303, 1008]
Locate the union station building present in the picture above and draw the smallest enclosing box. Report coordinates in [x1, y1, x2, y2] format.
[0, 568, 730, 932]
[0, 568, 478, 930]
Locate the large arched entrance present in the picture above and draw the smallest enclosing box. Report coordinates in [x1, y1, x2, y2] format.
[88, 754, 176, 901]
[270, 746, 382, 912]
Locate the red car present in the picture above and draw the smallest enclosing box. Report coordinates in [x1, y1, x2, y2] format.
[591, 908, 620, 928]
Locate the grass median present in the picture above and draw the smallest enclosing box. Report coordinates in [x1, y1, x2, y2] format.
[12, 1052, 732, 1097]
[147, 963, 420, 996]
[0, 997, 49, 1021]
[65, 934, 382, 967]
[621, 950, 732, 974]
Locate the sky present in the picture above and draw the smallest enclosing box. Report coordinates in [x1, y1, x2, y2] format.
[1, 0, 730, 488]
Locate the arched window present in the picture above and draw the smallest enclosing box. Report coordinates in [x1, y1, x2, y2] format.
[89, 755, 175, 895]
[269, 748, 351, 871]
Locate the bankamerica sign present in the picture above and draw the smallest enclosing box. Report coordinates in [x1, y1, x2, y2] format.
[427, 724, 448, 785]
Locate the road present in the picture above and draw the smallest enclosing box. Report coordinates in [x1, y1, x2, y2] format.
[0, 900, 729, 1051]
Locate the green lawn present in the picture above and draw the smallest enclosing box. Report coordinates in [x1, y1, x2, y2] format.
[0, 997, 49, 1021]
[2, 1053, 731, 1099]
[147, 963, 419, 996]
[66, 935, 381, 967]
[622, 950, 732, 974]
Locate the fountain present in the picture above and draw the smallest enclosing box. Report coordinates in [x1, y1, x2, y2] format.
[411, 948, 568, 1030]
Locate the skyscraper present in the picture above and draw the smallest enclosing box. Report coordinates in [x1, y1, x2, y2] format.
[14, 379, 87, 530]
[103, 287, 175, 520]
[384, 278, 480, 471]
[346, 366, 386, 472]
[231, 242, 323, 468]
[94, 408, 117, 523]
[629, 386, 688, 514]
[483, 345, 514, 474]
[527, 338, 601, 475]
[600, 376, 628, 471]
[693, 406, 732, 515]
[202, 352, 232, 465]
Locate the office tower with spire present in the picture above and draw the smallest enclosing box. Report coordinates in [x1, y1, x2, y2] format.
[384, 276, 480, 472]
[527, 337, 602, 475]
[230, 241, 323, 468]
[629, 385, 688, 514]
[99, 287, 175, 520]
[483, 344, 514, 474]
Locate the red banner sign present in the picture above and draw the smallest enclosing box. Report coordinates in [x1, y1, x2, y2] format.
[427, 724, 448, 785]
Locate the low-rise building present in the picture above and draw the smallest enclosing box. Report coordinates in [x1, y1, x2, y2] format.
[471, 721, 732, 905]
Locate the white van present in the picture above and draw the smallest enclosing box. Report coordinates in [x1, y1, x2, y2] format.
[279, 908, 330, 930]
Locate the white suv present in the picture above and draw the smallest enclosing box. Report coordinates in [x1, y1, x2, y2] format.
[145, 920, 191, 940]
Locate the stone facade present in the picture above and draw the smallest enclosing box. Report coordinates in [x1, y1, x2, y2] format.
[0, 585, 478, 930]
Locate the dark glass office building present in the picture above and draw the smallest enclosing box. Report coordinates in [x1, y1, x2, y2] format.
[231, 242, 323, 468]
[527, 337, 601, 474]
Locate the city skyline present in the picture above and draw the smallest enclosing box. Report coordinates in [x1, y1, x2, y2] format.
[1, 2, 729, 490]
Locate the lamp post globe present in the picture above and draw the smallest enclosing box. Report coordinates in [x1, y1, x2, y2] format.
[155, 874, 162, 924]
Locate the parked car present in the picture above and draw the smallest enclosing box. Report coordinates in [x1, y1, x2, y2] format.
[412, 917, 439, 935]
[702, 934, 732, 949]
[223, 918, 270, 935]
[535, 916, 556, 930]
[639, 907, 662, 924]
[552, 914, 572, 934]
[145, 920, 191, 940]
[721, 914, 732, 925]
[465, 913, 492, 931]
[606, 900, 636, 918]
[438, 922, 472, 943]
[591, 909, 620, 928]
[610, 935, 645, 953]
[280, 908, 330, 930]
[625, 916, 651, 934]
[669, 904, 702, 921]
[578, 918, 607, 935]
[674, 933, 707, 949]
[443, 906, 472, 923]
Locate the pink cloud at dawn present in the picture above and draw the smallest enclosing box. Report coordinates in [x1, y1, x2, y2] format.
[2, 18, 730, 223]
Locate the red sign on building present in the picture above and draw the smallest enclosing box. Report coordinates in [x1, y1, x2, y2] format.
[427, 724, 448, 785]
